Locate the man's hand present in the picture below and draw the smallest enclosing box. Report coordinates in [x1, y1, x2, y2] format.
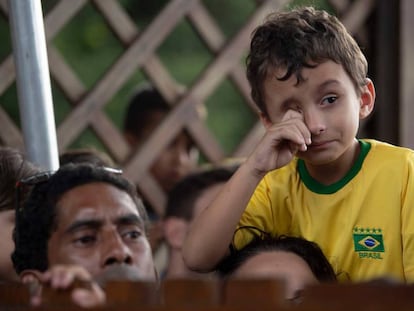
[29, 265, 106, 308]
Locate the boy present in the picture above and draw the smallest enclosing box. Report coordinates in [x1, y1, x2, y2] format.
[183, 7, 414, 282]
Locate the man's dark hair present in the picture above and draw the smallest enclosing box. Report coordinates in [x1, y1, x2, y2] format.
[12, 163, 148, 274]
[59, 148, 114, 167]
[165, 166, 237, 221]
[217, 235, 337, 282]
[0, 146, 39, 212]
[123, 84, 169, 140]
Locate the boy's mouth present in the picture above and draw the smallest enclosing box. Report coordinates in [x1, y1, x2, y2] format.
[309, 140, 330, 148]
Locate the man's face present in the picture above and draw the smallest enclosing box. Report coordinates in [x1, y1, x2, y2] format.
[47, 182, 156, 281]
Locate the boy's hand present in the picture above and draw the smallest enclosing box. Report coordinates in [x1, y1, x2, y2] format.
[29, 265, 106, 308]
[248, 110, 311, 175]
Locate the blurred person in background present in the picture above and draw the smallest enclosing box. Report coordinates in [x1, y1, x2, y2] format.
[218, 235, 337, 303]
[0, 146, 40, 282]
[123, 83, 200, 259]
[163, 165, 237, 278]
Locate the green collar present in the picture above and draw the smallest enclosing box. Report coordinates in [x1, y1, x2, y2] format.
[297, 140, 371, 194]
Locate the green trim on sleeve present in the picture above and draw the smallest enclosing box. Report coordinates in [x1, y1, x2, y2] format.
[297, 140, 371, 194]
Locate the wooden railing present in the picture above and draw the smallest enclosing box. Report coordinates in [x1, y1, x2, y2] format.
[2, 279, 414, 311]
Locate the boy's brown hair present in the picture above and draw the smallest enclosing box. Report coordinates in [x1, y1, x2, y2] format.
[246, 6, 368, 116]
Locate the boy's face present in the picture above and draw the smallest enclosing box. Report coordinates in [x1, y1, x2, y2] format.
[261, 60, 374, 168]
[47, 182, 156, 281]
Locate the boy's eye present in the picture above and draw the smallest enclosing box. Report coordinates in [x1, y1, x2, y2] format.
[322, 96, 337, 105]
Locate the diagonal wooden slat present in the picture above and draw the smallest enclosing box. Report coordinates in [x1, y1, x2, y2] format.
[0, 0, 88, 94]
[339, 0, 376, 34]
[0, 0, 7, 12]
[0, 56, 15, 95]
[44, 0, 88, 39]
[0, 106, 23, 149]
[92, 0, 137, 45]
[136, 171, 167, 217]
[48, 44, 132, 163]
[48, 47, 85, 101]
[89, 112, 131, 162]
[186, 0, 261, 159]
[187, 1, 256, 111]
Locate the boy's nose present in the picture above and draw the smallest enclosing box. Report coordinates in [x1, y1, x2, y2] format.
[304, 109, 326, 135]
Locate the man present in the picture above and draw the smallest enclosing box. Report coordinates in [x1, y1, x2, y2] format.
[12, 163, 157, 307]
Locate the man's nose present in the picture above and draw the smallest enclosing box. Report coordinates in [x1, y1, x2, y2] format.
[102, 231, 133, 266]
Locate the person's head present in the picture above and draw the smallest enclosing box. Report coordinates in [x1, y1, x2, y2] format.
[59, 148, 115, 167]
[247, 6, 369, 118]
[247, 7, 375, 170]
[0, 146, 39, 282]
[163, 166, 236, 277]
[123, 84, 198, 192]
[218, 235, 336, 301]
[12, 163, 156, 282]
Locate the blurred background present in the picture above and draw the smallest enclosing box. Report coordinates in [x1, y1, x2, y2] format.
[1, 0, 334, 154]
[0, 0, 412, 212]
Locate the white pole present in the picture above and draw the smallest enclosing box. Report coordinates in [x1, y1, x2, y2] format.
[7, 0, 59, 170]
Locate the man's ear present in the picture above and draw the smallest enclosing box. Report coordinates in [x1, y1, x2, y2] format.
[359, 78, 376, 119]
[259, 112, 273, 129]
[20, 269, 42, 284]
[163, 217, 188, 249]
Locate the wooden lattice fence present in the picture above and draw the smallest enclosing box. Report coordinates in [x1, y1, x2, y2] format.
[0, 0, 386, 215]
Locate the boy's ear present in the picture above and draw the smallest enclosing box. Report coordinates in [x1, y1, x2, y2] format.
[163, 217, 189, 249]
[359, 78, 376, 119]
[259, 112, 273, 129]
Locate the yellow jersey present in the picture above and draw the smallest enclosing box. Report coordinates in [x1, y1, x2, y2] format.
[234, 139, 414, 282]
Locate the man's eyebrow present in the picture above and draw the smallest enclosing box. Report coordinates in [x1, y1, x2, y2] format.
[65, 219, 103, 234]
[115, 213, 145, 228]
[64, 214, 145, 235]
